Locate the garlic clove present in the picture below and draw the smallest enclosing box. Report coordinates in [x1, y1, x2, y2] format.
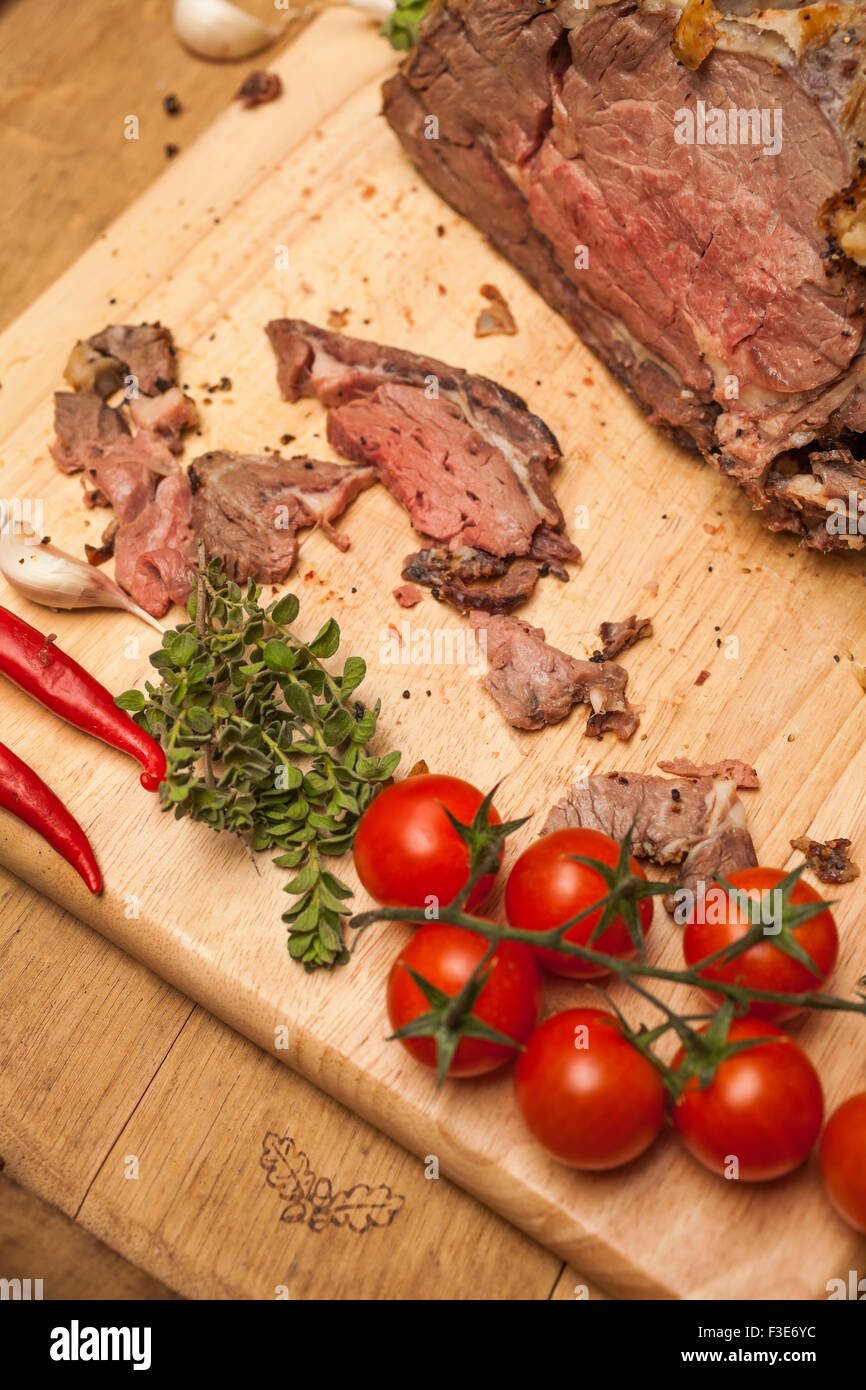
[0, 529, 164, 634]
[173, 0, 278, 62]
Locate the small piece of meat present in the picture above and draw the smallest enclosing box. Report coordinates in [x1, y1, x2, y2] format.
[470, 612, 637, 738]
[88, 323, 176, 396]
[188, 451, 377, 584]
[543, 771, 757, 902]
[132, 546, 195, 616]
[63, 341, 125, 398]
[596, 614, 654, 662]
[235, 71, 282, 107]
[50, 392, 129, 474]
[114, 474, 195, 618]
[85, 518, 118, 567]
[790, 836, 860, 885]
[265, 320, 577, 580]
[129, 387, 198, 454]
[393, 583, 423, 608]
[658, 757, 760, 790]
[402, 547, 539, 614]
[475, 284, 517, 337]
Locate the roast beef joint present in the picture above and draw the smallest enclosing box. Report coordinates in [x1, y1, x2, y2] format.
[384, 0, 866, 551]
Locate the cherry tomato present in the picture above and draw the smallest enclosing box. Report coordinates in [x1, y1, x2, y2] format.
[672, 1019, 823, 1181]
[387, 924, 541, 1078]
[514, 1008, 667, 1169]
[354, 774, 501, 911]
[505, 828, 653, 979]
[820, 1093, 866, 1234]
[682, 868, 838, 1022]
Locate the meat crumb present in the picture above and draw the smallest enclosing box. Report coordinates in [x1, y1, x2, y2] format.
[475, 284, 518, 337]
[790, 837, 860, 884]
[695, 669, 710, 686]
[235, 71, 282, 109]
[596, 613, 653, 661]
[393, 583, 423, 609]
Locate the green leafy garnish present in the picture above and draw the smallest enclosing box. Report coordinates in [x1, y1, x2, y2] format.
[383, 0, 431, 51]
[118, 555, 400, 971]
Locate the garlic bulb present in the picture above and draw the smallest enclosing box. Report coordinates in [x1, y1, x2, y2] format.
[345, 0, 395, 15]
[173, 0, 278, 61]
[0, 526, 164, 634]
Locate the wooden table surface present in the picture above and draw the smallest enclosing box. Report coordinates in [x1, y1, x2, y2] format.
[0, 0, 597, 1302]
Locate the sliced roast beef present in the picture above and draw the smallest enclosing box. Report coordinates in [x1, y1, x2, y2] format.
[51, 324, 196, 616]
[188, 451, 376, 584]
[50, 393, 130, 474]
[384, 1, 866, 551]
[543, 770, 757, 901]
[402, 547, 540, 614]
[470, 611, 638, 737]
[266, 319, 579, 604]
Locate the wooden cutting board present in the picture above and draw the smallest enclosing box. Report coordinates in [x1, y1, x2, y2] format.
[2, 10, 865, 1300]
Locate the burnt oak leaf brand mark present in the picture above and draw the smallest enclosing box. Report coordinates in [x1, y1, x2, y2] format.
[261, 1132, 405, 1234]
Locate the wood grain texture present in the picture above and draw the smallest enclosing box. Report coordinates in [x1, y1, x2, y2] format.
[0, 867, 569, 1300]
[0, 0, 309, 331]
[1, 9, 865, 1299]
[0, 1174, 179, 1301]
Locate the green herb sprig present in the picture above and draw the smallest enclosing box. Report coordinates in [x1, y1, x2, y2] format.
[383, 0, 431, 50]
[117, 555, 400, 970]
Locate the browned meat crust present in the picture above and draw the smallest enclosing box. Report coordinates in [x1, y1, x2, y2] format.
[402, 547, 540, 614]
[595, 613, 654, 661]
[790, 836, 860, 884]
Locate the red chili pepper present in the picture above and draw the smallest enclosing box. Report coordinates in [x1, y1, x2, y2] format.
[0, 740, 102, 893]
[0, 605, 166, 791]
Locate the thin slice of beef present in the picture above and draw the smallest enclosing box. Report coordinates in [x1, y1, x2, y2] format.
[402, 547, 540, 614]
[543, 770, 757, 901]
[657, 757, 760, 789]
[87, 323, 177, 396]
[265, 319, 579, 593]
[470, 611, 638, 737]
[50, 393, 130, 474]
[595, 614, 654, 662]
[384, 1, 866, 552]
[188, 451, 377, 584]
[114, 474, 195, 619]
